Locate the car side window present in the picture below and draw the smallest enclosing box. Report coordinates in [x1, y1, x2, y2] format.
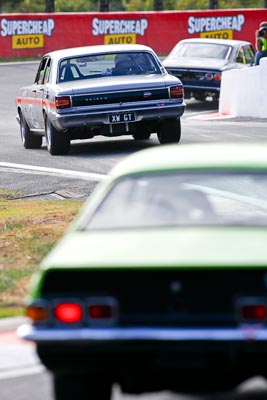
[43, 58, 51, 84]
[242, 45, 255, 64]
[35, 57, 49, 85]
[236, 46, 255, 65]
[236, 47, 246, 64]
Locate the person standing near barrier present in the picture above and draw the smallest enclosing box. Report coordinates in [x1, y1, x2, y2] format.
[254, 22, 267, 65]
[259, 21, 267, 30]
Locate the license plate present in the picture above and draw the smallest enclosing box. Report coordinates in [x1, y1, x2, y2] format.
[109, 112, 135, 124]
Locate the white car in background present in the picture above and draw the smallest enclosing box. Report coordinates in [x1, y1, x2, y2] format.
[163, 38, 255, 101]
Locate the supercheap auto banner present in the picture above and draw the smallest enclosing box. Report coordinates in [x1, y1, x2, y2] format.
[1, 9, 266, 58]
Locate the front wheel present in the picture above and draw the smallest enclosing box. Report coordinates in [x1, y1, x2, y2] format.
[53, 373, 112, 400]
[45, 114, 70, 155]
[157, 118, 181, 144]
[20, 112, 42, 149]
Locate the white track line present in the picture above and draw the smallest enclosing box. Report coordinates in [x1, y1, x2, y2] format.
[0, 162, 106, 182]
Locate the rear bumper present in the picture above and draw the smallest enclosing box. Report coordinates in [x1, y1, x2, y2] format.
[52, 102, 186, 131]
[184, 85, 220, 99]
[19, 324, 267, 386]
[18, 324, 267, 342]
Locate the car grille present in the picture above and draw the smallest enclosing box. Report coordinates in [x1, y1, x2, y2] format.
[41, 269, 267, 327]
[72, 88, 169, 107]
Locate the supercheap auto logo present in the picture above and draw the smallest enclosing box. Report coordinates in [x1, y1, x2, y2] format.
[92, 17, 148, 44]
[188, 14, 245, 39]
[0, 18, 55, 49]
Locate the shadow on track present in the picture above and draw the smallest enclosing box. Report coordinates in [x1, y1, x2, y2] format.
[36, 136, 160, 158]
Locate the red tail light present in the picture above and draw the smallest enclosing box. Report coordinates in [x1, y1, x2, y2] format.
[214, 73, 221, 81]
[87, 297, 118, 324]
[241, 304, 267, 322]
[170, 85, 184, 99]
[55, 96, 71, 109]
[236, 298, 267, 323]
[55, 303, 83, 323]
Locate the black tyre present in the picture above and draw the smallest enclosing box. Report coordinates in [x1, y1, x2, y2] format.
[53, 372, 112, 400]
[20, 112, 42, 149]
[45, 114, 70, 155]
[157, 118, 181, 144]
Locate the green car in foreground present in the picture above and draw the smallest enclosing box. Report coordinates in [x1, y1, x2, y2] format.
[18, 142, 267, 400]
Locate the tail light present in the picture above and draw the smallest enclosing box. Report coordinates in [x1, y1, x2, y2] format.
[170, 85, 184, 99]
[87, 297, 118, 325]
[89, 304, 113, 319]
[26, 302, 49, 322]
[236, 298, 267, 323]
[214, 73, 221, 81]
[54, 302, 83, 323]
[27, 297, 118, 326]
[241, 304, 267, 321]
[205, 72, 214, 80]
[55, 96, 71, 109]
[204, 72, 221, 81]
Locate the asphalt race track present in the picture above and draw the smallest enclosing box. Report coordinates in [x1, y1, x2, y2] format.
[1, 61, 267, 201]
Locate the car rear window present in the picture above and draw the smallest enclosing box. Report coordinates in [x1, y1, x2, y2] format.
[84, 171, 267, 229]
[58, 51, 160, 83]
[171, 42, 230, 60]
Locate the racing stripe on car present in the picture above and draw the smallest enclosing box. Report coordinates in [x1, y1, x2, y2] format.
[17, 97, 56, 108]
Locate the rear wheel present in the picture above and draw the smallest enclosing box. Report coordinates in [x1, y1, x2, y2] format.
[20, 112, 42, 149]
[53, 372, 112, 400]
[157, 118, 181, 144]
[45, 114, 70, 155]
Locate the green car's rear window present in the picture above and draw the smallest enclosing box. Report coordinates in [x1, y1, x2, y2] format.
[85, 171, 267, 229]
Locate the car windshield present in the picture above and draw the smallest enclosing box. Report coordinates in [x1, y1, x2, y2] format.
[171, 42, 231, 60]
[85, 171, 267, 229]
[58, 51, 160, 83]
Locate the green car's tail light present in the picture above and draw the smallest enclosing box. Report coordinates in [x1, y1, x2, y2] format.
[87, 297, 118, 325]
[170, 85, 184, 99]
[55, 303, 83, 323]
[26, 305, 48, 322]
[55, 96, 71, 109]
[236, 298, 267, 323]
[27, 297, 118, 326]
[241, 304, 267, 322]
[89, 304, 113, 319]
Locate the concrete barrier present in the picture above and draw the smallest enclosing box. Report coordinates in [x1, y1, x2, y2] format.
[219, 57, 267, 118]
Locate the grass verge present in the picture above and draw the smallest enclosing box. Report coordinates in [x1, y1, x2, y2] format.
[0, 189, 82, 318]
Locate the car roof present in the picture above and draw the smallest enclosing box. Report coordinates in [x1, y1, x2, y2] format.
[110, 142, 267, 178]
[177, 38, 252, 46]
[44, 44, 155, 61]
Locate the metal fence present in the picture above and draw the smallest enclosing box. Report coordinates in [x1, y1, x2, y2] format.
[0, 0, 267, 13]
